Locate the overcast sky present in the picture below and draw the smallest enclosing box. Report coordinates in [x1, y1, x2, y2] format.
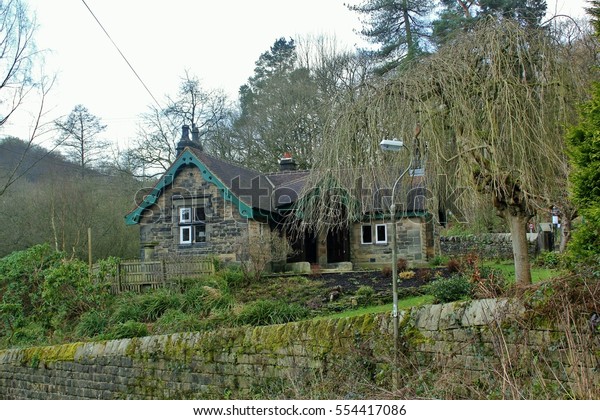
[1, 0, 590, 151]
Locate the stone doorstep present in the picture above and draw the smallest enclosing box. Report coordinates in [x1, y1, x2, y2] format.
[320, 262, 354, 272]
[276, 261, 354, 274]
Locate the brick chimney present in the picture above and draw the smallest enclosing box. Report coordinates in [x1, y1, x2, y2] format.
[279, 152, 297, 171]
[175, 124, 202, 156]
[191, 124, 200, 143]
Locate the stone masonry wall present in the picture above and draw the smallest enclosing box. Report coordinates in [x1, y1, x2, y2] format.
[351, 217, 426, 268]
[139, 165, 250, 262]
[440, 234, 538, 260]
[0, 299, 597, 399]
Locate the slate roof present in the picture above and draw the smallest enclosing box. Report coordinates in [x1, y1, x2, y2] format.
[191, 147, 313, 212]
[125, 145, 427, 225]
[264, 170, 311, 208]
[192, 148, 275, 212]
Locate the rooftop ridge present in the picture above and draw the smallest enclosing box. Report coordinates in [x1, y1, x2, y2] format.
[264, 169, 311, 177]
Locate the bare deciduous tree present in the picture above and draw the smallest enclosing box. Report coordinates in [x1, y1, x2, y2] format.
[54, 104, 108, 177]
[130, 72, 232, 175]
[0, 0, 54, 196]
[235, 229, 293, 284]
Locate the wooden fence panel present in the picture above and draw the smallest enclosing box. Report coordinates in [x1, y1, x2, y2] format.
[95, 258, 215, 294]
[165, 259, 215, 281]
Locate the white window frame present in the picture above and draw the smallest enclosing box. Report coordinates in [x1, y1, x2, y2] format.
[375, 223, 388, 244]
[179, 207, 192, 224]
[361, 225, 373, 244]
[180, 226, 192, 244]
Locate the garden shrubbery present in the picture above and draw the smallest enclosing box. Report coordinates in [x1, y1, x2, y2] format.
[0, 245, 114, 345]
[355, 285, 375, 306]
[0, 245, 316, 347]
[234, 299, 309, 326]
[1, 242, 560, 349]
[426, 254, 511, 303]
[426, 274, 473, 303]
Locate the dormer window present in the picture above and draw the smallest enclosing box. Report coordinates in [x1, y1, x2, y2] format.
[179, 206, 206, 244]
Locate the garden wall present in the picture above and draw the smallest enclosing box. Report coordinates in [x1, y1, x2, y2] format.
[0, 298, 597, 399]
[440, 234, 539, 260]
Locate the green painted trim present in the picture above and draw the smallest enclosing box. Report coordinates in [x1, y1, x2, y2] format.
[125, 149, 254, 225]
[364, 211, 429, 221]
[273, 201, 429, 223]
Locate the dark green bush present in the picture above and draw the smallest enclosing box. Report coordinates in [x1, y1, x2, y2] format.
[0, 244, 63, 318]
[567, 83, 600, 261]
[11, 322, 46, 346]
[153, 309, 206, 334]
[93, 256, 120, 283]
[0, 303, 22, 344]
[219, 267, 245, 290]
[356, 285, 375, 305]
[138, 289, 182, 322]
[535, 251, 561, 268]
[182, 282, 233, 315]
[41, 259, 110, 329]
[106, 321, 148, 339]
[75, 310, 110, 338]
[426, 274, 472, 303]
[110, 293, 145, 324]
[235, 300, 309, 326]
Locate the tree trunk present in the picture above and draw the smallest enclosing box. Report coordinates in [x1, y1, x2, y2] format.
[507, 212, 532, 286]
[559, 217, 570, 254]
[559, 208, 576, 253]
[402, 0, 414, 59]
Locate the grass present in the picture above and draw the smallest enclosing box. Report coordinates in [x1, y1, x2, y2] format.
[316, 261, 562, 323]
[483, 260, 560, 283]
[317, 295, 435, 320]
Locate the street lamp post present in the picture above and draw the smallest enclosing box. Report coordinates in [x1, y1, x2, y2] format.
[380, 138, 412, 391]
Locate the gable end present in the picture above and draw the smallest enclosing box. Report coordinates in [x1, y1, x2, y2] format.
[125, 149, 254, 225]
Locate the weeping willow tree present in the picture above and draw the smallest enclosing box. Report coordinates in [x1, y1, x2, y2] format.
[300, 18, 592, 285]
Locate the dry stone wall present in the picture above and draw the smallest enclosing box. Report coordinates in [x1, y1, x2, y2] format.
[0, 299, 597, 399]
[440, 234, 538, 260]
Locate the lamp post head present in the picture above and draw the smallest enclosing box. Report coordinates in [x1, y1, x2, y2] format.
[380, 138, 405, 152]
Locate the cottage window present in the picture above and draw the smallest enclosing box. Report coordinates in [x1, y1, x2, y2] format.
[180, 226, 192, 244]
[362, 224, 387, 244]
[194, 207, 206, 223]
[179, 206, 207, 245]
[180, 207, 192, 223]
[361, 225, 373, 244]
[194, 225, 206, 243]
[375, 224, 388, 244]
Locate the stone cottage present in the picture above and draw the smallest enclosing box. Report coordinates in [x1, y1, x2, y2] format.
[125, 126, 434, 269]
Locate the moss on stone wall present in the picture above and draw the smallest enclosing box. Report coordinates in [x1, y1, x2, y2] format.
[19, 342, 84, 368]
[0, 299, 597, 399]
